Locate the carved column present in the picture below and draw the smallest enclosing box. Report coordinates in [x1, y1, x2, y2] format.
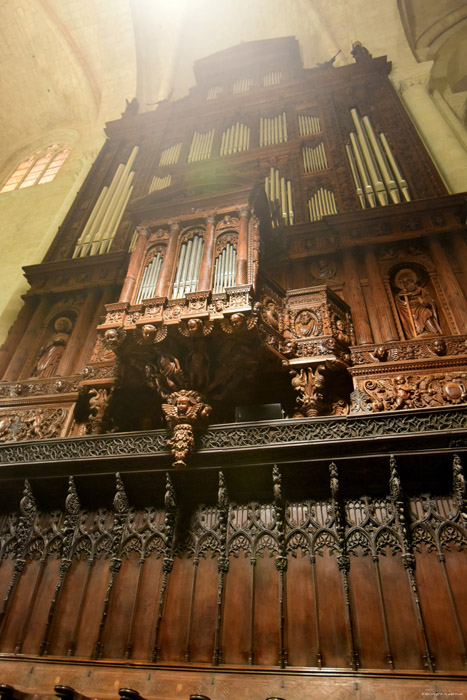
[4, 294, 52, 380]
[364, 249, 398, 342]
[198, 214, 216, 291]
[0, 296, 38, 378]
[58, 287, 102, 376]
[428, 236, 467, 333]
[342, 249, 373, 344]
[236, 208, 249, 285]
[119, 227, 150, 303]
[155, 221, 180, 298]
[395, 65, 467, 193]
[451, 233, 467, 300]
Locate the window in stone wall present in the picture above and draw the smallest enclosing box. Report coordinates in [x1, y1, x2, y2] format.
[0, 144, 70, 192]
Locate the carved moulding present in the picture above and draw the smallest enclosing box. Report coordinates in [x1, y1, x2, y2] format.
[351, 335, 467, 366]
[351, 371, 467, 413]
[0, 407, 69, 443]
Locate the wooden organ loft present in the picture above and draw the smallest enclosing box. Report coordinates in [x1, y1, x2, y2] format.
[0, 36, 466, 700]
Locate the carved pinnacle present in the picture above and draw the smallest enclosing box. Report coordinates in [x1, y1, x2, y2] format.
[114, 473, 129, 513]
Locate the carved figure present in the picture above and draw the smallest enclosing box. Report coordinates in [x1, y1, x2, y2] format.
[432, 338, 447, 356]
[393, 268, 441, 338]
[103, 327, 127, 351]
[162, 390, 212, 468]
[311, 259, 336, 282]
[141, 324, 156, 344]
[34, 317, 73, 378]
[334, 318, 351, 345]
[87, 388, 110, 434]
[294, 310, 319, 338]
[262, 300, 280, 330]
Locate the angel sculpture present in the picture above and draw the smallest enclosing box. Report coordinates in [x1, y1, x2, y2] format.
[162, 390, 211, 468]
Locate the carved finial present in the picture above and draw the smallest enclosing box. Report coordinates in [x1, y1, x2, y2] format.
[218, 471, 229, 511]
[273, 465, 282, 506]
[453, 454, 466, 512]
[20, 479, 36, 516]
[113, 473, 129, 513]
[164, 473, 176, 512]
[389, 455, 401, 501]
[65, 476, 80, 516]
[329, 462, 339, 500]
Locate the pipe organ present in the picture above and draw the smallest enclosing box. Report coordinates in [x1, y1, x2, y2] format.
[207, 85, 223, 100]
[298, 114, 322, 135]
[302, 142, 328, 172]
[72, 146, 138, 257]
[220, 122, 250, 155]
[3, 37, 465, 700]
[233, 77, 253, 94]
[307, 187, 338, 221]
[213, 241, 237, 292]
[259, 113, 287, 146]
[346, 108, 411, 208]
[136, 250, 164, 302]
[263, 71, 281, 87]
[172, 232, 205, 298]
[187, 130, 215, 163]
[148, 174, 172, 193]
[264, 166, 294, 226]
[159, 142, 182, 167]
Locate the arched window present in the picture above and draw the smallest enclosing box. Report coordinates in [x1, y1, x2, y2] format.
[1, 144, 70, 192]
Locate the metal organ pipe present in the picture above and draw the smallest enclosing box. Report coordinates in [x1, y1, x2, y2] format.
[379, 133, 411, 202]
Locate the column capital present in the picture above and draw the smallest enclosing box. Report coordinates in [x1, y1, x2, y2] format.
[239, 207, 250, 218]
[391, 61, 433, 95]
[136, 225, 151, 238]
[205, 213, 216, 225]
[168, 220, 181, 233]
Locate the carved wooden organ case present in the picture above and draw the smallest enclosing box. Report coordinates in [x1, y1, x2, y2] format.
[0, 37, 466, 691]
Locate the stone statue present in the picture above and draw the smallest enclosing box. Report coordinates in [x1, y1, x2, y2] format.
[393, 268, 442, 338]
[34, 317, 73, 378]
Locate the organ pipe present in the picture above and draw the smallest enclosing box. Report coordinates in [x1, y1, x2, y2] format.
[136, 253, 163, 302]
[346, 109, 411, 208]
[73, 147, 139, 258]
[172, 235, 205, 298]
[213, 243, 237, 292]
[259, 113, 288, 147]
[302, 143, 328, 173]
[308, 188, 338, 222]
[149, 174, 172, 193]
[265, 166, 294, 227]
[159, 143, 182, 167]
[298, 114, 322, 136]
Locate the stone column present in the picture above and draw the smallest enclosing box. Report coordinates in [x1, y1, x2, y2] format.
[198, 214, 216, 291]
[428, 236, 467, 334]
[394, 64, 467, 193]
[119, 227, 150, 303]
[155, 221, 180, 298]
[364, 249, 399, 342]
[236, 208, 249, 285]
[342, 249, 373, 345]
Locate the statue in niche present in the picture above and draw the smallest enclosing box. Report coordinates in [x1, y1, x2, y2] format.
[33, 316, 73, 378]
[392, 267, 442, 338]
[294, 310, 319, 337]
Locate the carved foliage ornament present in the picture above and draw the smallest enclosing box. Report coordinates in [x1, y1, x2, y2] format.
[0, 408, 67, 443]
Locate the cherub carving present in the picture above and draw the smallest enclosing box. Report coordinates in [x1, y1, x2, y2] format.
[178, 318, 213, 337]
[162, 390, 212, 468]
